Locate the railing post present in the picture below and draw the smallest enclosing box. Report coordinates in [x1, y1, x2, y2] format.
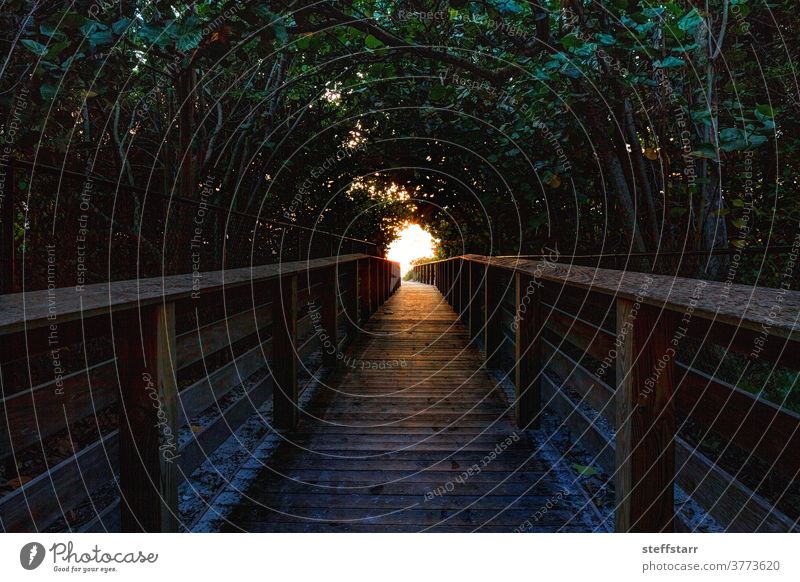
[320, 266, 338, 367]
[453, 259, 462, 315]
[361, 258, 372, 317]
[446, 260, 453, 305]
[459, 258, 468, 322]
[468, 261, 481, 340]
[371, 257, 380, 311]
[343, 260, 359, 334]
[484, 264, 502, 367]
[514, 272, 541, 428]
[116, 302, 178, 532]
[272, 273, 298, 430]
[614, 299, 676, 532]
[382, 260, 389, 302]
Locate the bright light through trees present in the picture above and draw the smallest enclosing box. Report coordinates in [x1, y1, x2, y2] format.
[386, 223, 436, 275]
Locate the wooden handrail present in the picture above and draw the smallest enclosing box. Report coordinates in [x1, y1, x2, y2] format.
[411, 255, 800, 533]
[0, 254, 370, 334]
[460, 255, 799, 339]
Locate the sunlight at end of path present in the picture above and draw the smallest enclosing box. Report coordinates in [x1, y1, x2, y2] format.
[386, 223, 437, 275]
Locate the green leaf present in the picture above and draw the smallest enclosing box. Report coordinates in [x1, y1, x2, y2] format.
[642, 7, 666, 18]
[755, 104, 775, 118]
[112, 18, 132, 35]
[40, 83, 58, 100]
[560, 33, 584, 49]
[572, 464, 600, 477]
[653, 56, 684, 69]
[596, 33, 616, 46]
[495, 0, 521, 14]
[176, 32, 202, 52]
[429, 84, 448, 102]
[46, 40, 71, 59]
[79, 20, 108, 37]
[90, 30, 113, 46]
[690, 144, 718, 160]
[364, 34, 384, 49]
[20, 39, 49, 56]
[678, 9, 704, 35]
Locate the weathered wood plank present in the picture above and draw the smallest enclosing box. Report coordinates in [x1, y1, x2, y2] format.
[224, 281, 594, 532]
[0, 254, 370, 334]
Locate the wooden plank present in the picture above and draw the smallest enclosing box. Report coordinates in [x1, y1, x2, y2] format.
[462, 254, 800, 340]
[175, 301, 271, 369]
[114, 303, 179, 532]
[0, 254, 369, 334]
[177, 337, 271, 426]
[543, 374, 797, 532]
[676, 363, 800, 478]
[514, 272, 541, 428]
[542, 340, 614, 419]
[178, 375, 271, 480]
[0, 430, 118, 532]
[541, 375, 616, 474]
[79, 498, 121, 533]
[543, 306, 614, 362]
[225, 281, 595, 532]
[614, 299, 676, 533]
[675, 436, 799, 532]
[1, 358, 117, 456]
[272, 274, 298, 430]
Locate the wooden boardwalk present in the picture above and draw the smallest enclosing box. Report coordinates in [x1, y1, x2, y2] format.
[224, 281, 594, 532]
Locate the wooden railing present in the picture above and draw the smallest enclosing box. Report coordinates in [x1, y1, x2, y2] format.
[412, 255, 800, 532]
[0, 254, 400, 532]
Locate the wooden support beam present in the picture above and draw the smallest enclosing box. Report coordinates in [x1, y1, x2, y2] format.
[360, 258, 372, 317]
[320, 266, 338, 367]
[272, 274, 298, 430]
[454, 260, 462, 316]
[468, 261, 481, 339]
[371, 258, 380, 312]
[343, 261, 359, 333]
[116, 303, 178, 532]
[514, 272, 541, 428]
[384, 260, 388, 301]
[446, 260, 453, 305]
[614, 299, 676, 533]
[459, 259, 468, 321]
[484, 265, 503, 367]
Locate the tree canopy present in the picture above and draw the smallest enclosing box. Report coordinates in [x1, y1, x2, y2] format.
[2, 0, 798, 288]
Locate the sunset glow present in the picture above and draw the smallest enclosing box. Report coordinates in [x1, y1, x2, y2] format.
[387, 223, 436, 275]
